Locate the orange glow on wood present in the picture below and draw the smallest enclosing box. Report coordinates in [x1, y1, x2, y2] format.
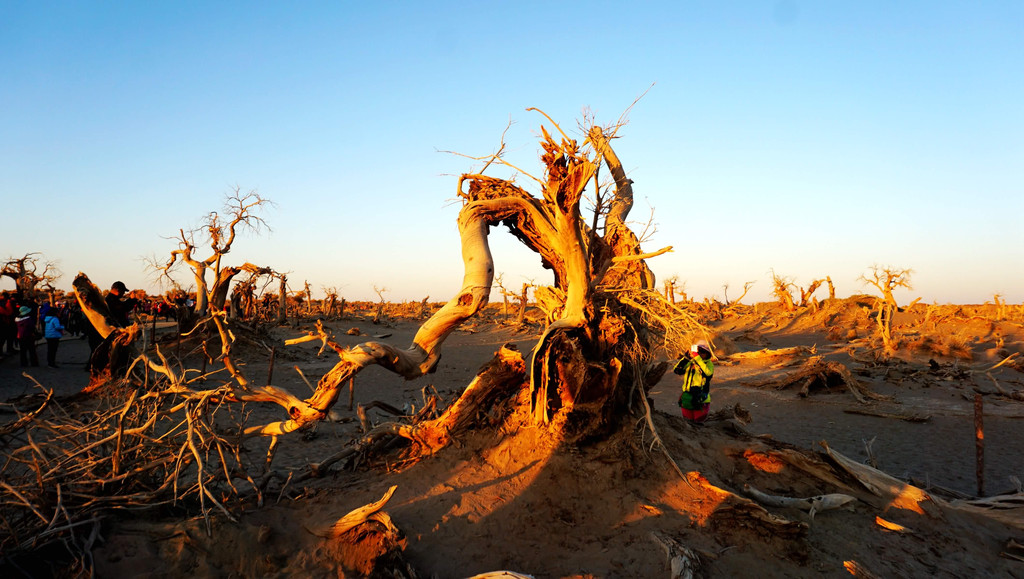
[743, 449, 785, 473]
[886, 485, 928, 515]
[875, 516, 910, 533]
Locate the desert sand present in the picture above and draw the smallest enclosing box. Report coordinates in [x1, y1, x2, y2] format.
[2, 297, 1023, 578]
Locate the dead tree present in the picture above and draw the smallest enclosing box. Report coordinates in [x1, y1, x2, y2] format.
[322, 286, 340, 318]
[860, 265, 912, 310]
[372, 286, 388, 324]
[227, 263, 279, 321]
[232, 279, 255, 320]
[770, 270, 797, 311]
[494, 273, 512, 320]
[72, 113, 702, 444]
[860, 266, 913, 355]
[798, 279, 824, 308]
[515, 282, 532, 326]
[724, 281, 755, 306]
[664, 275, 679, 303]
[259, 114, 695, 439]
[72, 274, 142, 392]
[1, 253, 61, 299]
[276, 274, 288, 324]
[156, 189, 271, 319]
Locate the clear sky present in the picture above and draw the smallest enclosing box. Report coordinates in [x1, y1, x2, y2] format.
[2, 1, 1022, 305]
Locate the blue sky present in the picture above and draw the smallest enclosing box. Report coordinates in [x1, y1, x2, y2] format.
[2, 1, 1021, 304]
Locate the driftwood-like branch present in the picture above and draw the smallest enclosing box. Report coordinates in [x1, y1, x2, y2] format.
[325, 485, 398, 538]
[0, 388, 53, 437]
[0, 380, 267, 558]
[822, 442, 936, 516]
[650, 531, 702, 579]
[875, 516, 913, 534]
[743, 484, 857, 519]
[843, 408, 931, 423]
[611, 245, 673, 262]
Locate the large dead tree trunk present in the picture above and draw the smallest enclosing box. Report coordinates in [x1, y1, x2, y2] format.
[72, 274, 139, 392]
[264, 119, 674, 440]
[276, 275, 287, 325]
[209, 266, 240, 313]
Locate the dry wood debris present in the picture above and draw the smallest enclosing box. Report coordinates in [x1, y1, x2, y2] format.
[742, 356, 892, 403]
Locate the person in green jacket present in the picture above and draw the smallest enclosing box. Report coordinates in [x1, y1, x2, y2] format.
[674, 339, 714, 423]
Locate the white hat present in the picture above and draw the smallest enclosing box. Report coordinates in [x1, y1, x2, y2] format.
[690, 340, 710, 354]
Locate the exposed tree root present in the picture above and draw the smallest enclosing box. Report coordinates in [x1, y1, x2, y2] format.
[309, 485, 413, 577]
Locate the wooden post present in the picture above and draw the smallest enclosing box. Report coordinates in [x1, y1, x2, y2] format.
[357, 404, 369, 433]
[348, 376, 355, 411]
[975, 394, 984, 496]
[267, 346, 276, 386]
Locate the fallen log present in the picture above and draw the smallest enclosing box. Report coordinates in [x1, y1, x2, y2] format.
[721, 345, 815, 366]
[728, 345, 815, 358]
[821, 441, 938, 516]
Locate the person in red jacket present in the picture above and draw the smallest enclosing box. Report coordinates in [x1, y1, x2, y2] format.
[15, 306, 39, 367]
[0, 292, 17, 355]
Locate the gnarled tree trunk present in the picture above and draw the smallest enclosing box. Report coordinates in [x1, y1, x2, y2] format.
[269, 120, 675, 442]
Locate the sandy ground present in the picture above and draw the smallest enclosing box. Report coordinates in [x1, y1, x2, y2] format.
[4, 317, 1019, 497]
[2, 305, 1024, 577]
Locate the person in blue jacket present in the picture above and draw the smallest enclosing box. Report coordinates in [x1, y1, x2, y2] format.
[43, 307, 65, 368]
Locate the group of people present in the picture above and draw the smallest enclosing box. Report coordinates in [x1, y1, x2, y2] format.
[0, 281, 135, 370]
[0, 293, 74, 368]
